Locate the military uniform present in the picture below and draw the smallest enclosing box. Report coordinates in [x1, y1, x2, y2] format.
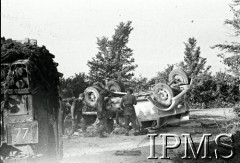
[96, 90, 115, 137]
[68, 98, 86, 136]
[120, 94, 138, 135]
[96, 94, 108, 137]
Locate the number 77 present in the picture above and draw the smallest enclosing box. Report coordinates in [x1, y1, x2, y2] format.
[15, 128, 29, 139]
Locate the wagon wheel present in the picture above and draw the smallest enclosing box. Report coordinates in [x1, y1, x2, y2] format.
[84, 86, 101, 107]
[106, 80, 124, 92]
[169, 69, 189, 86]
[153, 83, 173, 106]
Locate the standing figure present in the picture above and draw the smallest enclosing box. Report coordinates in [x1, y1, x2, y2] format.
[68, 93, 86, 138]
[120, 88, 138, 136]
[96, 90, 109, 138]
[105, 98, 114, 134]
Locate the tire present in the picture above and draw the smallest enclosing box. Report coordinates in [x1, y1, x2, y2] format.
[106, 81, 124, 92]
[84, 86, 101, 107]
[153, 83, 173, 106]
[169, 69, 189, 85]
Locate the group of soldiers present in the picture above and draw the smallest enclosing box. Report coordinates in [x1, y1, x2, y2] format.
[65, 88, 139, 138]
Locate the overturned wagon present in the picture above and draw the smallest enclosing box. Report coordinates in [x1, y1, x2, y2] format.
[83, 69, 192, 130]
[135, 69, 191, 129]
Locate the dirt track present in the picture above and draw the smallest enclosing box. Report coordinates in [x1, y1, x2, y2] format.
[61, 108, 238, 163]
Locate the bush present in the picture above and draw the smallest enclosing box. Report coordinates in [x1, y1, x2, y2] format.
[60, 73, 89, 98]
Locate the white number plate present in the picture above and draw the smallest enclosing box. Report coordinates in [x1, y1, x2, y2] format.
[6, 121, 38, 145]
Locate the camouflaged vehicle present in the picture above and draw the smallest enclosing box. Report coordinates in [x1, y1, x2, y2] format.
[1, 38, 63, 162]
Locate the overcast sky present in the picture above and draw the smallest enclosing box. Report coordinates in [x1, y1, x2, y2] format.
[1, 0, 238, 78]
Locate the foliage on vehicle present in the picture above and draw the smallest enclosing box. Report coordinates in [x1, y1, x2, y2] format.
[1, 37, 61, 114]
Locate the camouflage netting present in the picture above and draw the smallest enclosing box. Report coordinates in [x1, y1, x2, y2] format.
[1, 37, 61, 115]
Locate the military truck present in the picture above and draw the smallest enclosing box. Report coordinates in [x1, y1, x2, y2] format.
[0, 38, 63, 162]
[83, 69, 192, 130]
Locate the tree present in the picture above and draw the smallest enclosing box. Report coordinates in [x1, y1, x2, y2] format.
[212, 0, 240, 77]
[214, 72, 240, 104]
[150, 64, 174, 85]
[212, 0, 240, 118]
[155, 64, 174, 84]
[177, 37, 211, 77]
[128, 75, 149, 92]
[176, 38, 211, 108]
[189, 72, 216, 107]
[60, 73, 89, 98]
[87, 21, 137, 83]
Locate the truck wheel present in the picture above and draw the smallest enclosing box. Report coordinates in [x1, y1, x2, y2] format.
[169, 69, 189, 85]
[153, 83, 173, 106]
[106, 81, 124, 92]
[84, 86, 101, 107]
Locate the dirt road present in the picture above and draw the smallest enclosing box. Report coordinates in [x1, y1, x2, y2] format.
[61, 108, 238, 163]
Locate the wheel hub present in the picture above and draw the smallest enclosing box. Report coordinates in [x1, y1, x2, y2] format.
[158, 89, 168, 100]
[174, 75, 184, 83]
[89, 93, 96, 101]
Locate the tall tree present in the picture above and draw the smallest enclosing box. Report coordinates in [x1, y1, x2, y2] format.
[177, 37, 211, 108]
[212, 0, 240, 77]
[87, 21, 137, 83]
[178, 37, 211, 77]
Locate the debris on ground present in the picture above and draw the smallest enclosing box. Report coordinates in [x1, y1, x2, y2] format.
[200, 120, 217, 128]
[84, 125, 98, 137]
[115, 150, 141, 156]
[82, 119, 102, 137]
[112, 126, 126, 135]
[180, 121, 202, 128]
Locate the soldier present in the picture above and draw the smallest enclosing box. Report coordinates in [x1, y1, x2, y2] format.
[105, 98, 114, 134]
[120, 88, 138, 136]
[96, 90, 110, 138]
[68, 93, 86, 138]
[61, 98, 72, 134]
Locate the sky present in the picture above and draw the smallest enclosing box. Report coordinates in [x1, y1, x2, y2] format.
[1, 0, 239, 79]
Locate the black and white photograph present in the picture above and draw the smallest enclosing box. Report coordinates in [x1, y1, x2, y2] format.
[1, 0, 240, 162]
